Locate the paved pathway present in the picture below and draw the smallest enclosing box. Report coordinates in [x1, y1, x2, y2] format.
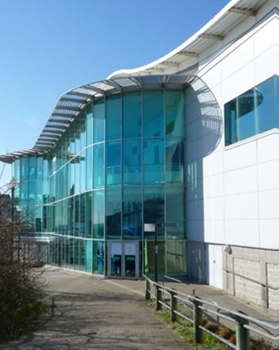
[1, 268, 193, 349]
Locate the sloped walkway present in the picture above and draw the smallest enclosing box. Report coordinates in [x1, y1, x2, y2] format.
[1, 268, 193, 349]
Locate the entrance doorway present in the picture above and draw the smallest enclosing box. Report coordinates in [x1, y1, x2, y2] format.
[108, 241, 139, 279]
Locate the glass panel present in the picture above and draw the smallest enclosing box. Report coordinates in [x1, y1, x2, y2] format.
[144, 139, 164, 185]
[93, 241, 104, 274]
[86, 146, 93, 190]
[106, 188, 121, 239]
[86, 192, 92, 238]
[165, 139, 184, 185]
[106, 141, 121, 187]
[236, 90, 256, 141]
[123, 92, 141, 138]
[93, 191, 104, 238]
[143, 187, 164, 239]
[106, 95, 121, 140]
[80, 112, 86, 151]
[144, 241, 165, 276]
[86, 103, 93, 146]
[165, 90, 185, 137]
[123, 139, 142, 186]
[85, 240, 92, 273]
[80, 151, 86, 192]
[74, 195, 80, 236]
[143, 90, 164, 137]
[166, 240, 187, 275]
[166, 187, 185, 239]
[123, 188, 142, 239]
[80, 193, 86, 237]
[256, 76, 279, 133]
[111, 254, 121, 276]
[125, 255, 135, 277]
[93, 144, 104, 189]
[94, 98, 104, 143]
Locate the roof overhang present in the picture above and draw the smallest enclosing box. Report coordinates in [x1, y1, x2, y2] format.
[108, 0, 269, 78]
[0, 74, 195, 164]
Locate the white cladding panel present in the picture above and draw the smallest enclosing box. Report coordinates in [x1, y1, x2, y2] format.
[186, 12, 279, 250]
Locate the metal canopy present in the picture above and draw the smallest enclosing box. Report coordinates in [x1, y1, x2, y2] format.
[0, 74, 194, 164]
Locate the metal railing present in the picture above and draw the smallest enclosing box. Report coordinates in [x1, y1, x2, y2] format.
[144, 275, 279, 350]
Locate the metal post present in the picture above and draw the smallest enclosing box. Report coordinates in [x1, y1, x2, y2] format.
[155, 223, 158, 283]
[193, 298, 203, 344]
[235, 313, 250, 350]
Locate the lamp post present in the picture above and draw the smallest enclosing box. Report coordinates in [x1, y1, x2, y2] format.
[7, 177, 19, 261]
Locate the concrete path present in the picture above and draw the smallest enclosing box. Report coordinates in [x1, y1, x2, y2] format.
[1, 268, 193, 349]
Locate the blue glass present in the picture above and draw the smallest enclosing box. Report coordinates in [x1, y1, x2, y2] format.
[106, 141, 121, 187]
[106, 188, 121, 239]
[106, 95, 121, 140]
[143, 91, 164, 137]
[80, 193, 86, 237]
[86, 192, 92, 238]
[123, 140, 142, 186]
[93, 144, 104, 189]
[144, 139, 164, 185]
[166, 187, 185, 239]
[94, 98, 104, 143]
[123, 188, 142, 239]
[80, 112, 86, 151]
[86, 103, 93, 146]
[80, 151, 86, 192]
[86, 146, 93, 190]
[93, 190, 104, 238]
[165, 139, 184, 185]
[74, 195, 80, 236]
[165, 90, 185, 137]
[93, 241, 104, 274]
[225, 75, 279, 145]
[143, 187, 164, 239]
[85, 240, 93, 273]
[123, 92, 141, 138]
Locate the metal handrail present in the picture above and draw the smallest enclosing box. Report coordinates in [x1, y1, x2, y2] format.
[144, 275, 278, 349]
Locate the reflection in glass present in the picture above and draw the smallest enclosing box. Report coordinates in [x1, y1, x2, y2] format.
[123, 188, 142, 239]
[106, 95, 121, 140]
[106, 141, 121, 187]
[123, 92, 141, 138]
[225, 75, 279, 145]
[143, 188, 164, 238]
[143, 91, 164, 137]
[165, 139, 184, 185]
[166, 188, 185, 239]
[94, 98, 104, 143]
[93, 241, 104, 274]
[93, 144, 104, 188]
[165, 90, 185, 137]
[93, 191, 104, 238]
[106, 189, 121, 239]
[144, 139, 164, 185]
[123, 140, 141, 186]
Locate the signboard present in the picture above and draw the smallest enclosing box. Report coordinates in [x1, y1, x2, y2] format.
[158, 223, 178, 228]
[144, 223, 156, 232]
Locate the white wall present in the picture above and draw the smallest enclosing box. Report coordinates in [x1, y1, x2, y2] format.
[186, 10, 279, 250]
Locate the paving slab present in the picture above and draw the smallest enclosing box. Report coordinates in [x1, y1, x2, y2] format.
[1, 268, 193, 350]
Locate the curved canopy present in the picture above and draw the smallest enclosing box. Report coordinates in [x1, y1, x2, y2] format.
[0, 74, 195, 164]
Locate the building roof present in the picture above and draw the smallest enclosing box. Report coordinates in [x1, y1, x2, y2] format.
[0, 74, 194, 164]
[108, 0, 269, 78]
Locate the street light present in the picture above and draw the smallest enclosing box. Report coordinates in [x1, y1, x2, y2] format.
[7, 177, 19, 260]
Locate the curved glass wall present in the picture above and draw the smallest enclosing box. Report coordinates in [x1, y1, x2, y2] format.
[13, 88, 187, 277]
[225, 75, 279, 145]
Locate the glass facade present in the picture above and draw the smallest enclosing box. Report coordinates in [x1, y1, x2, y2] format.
[12, 88, 187, 278]
[225, 75, 279, 145]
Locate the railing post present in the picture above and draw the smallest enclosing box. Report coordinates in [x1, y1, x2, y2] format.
[170, 290, 177, 323]
[155, 284, 162, 311]
[145, 278, 150, 300]
[235, 312, 250, 350]
[192, 297, 203, 344]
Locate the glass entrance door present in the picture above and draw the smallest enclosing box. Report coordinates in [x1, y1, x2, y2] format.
[108, 241, 139, 279]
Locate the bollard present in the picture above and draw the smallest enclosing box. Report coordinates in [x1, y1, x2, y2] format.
[192, 297, 203, 344]
[155, 285, 162, 311]
[170, 290, 177, 323]
[145, 279, 150, 300]
[235, 312, 250, 350]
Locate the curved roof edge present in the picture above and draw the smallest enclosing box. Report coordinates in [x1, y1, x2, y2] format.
[108, 0, 268, 79]
[0, 74, 196, 164]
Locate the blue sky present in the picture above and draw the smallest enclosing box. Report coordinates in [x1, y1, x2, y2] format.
[0, 0, 229, 189]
